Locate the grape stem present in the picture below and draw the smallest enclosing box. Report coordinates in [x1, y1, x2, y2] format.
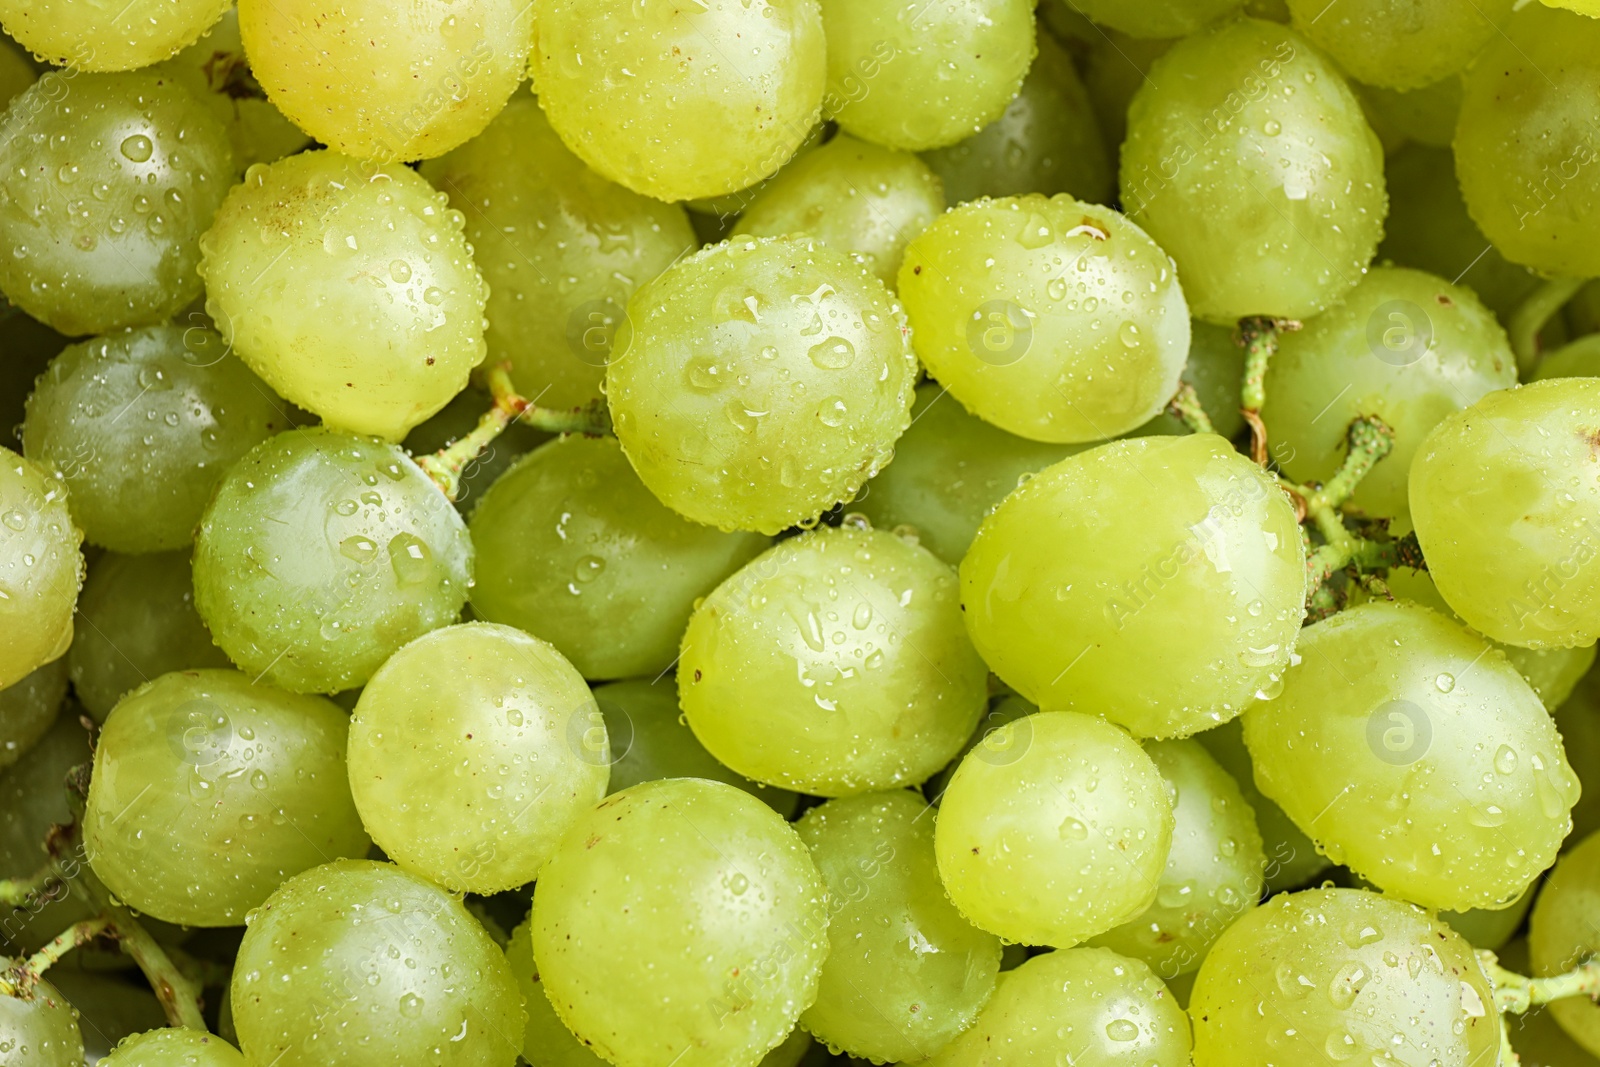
[1164, 382, 1215, 435]
[1236, 316, 1300, 466]
[1286, 416, 1400, 617]
[0, 915, 113, 996]
[1509, 276, 1585, 376]
[1483, 952, 1600, 1014]
[0, 864, 61, 907]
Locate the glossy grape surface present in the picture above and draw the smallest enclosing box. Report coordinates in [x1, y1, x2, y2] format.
[1287, 0, 1510, 89]
[0, 0, 229, 70]
[1530, 829, 1600, 1057]
[99, 1028, 246, 1066]
[0, 964, 85, 1067]
[0, 448, 82, 690]
[0, 658, 67, 773]
[1067, 0, 1243, 37]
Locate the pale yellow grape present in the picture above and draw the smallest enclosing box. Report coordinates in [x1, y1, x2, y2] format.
[960, 434, 1306, 739]
[795, 791, 1002, 1063]
[99, 1028, 245, 1066]
[1132, 320, 1248, 439]
[680, 525, 988, 796]
[1531, 830, 1600, 1056]
[1356, 76, 1463, 149]
[819, 0, 1035, 152]
[1287, 0, 1510, 89]
[898, 195, 1190, 443]
[733, 135, 945, 289]
[0, 659, 65, 772]
[684, 122, 827, 219]
[420, 99, 696, 411]
[934, 711, 1174, 948]
[1121, 18, 1387, 322]
[607, 235, 917, 534]
[1067, 0, 1242, 38]
[198, 150, 488, 441]
[0, 448, 81, 690]
[1243, 601, 1580, 911]
[531, 0, 826, 202]
[1409, 379, 1600, 649]
[0, 0, 228, 70]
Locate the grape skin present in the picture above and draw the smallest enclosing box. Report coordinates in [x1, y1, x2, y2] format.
[1530, 828, 1600, 1056]
[1286, 0, 1512, 90]
[0, 658, 67, 773]
[0, 0, 229, 71]
[0, 448, 83, 691]
[1555, 666, 1600, 847]
[0, 962, 84, 1067]
[98, 1028, 246, 1066]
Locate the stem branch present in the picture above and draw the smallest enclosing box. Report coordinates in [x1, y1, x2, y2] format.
[1510, 276, 1584, 375]
[1165, 382, 1215, 435]
[0, 915, 113, 995]
[1236, 316, 1298, 466]
[0, 865, 60, 908]
[1484, 953, 1600, 1015]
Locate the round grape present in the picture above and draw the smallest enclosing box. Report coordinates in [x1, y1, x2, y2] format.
[1287, 0, 1511, 89]
[1535, 335, 1600, 381]
[99, 1028, 246, 1066]
[504, 914, 604, 1067]
[1530, 828, 1600, 1056]
[1066, 0, 1243, 38]
[0, 448, 82, 690]
[1440, 882, 1535, 951]
[0, 0, 228, 70]
[0, 658, 66, 773]
[0, 965, 85, 1067]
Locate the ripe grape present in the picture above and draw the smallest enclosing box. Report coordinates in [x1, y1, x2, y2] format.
[0, 448, 82, 690]
[198, 150, 488, 441]
[0, 659, 67, 772]
[795, 790, 1002, 1062]
[504, 914, 605, 1067]
[1188, 887, 1500, 1067]
[468, 436, 768, 681]
[0, 964, 85, 1067]
[1531, 828, 1600, 1056]
[607, 235, 917, 534]
[960, 434, 1306, 739]
[1121, 18, 1386, 322]
[0, 71, 234, 336]
[1441, 883, 1535, 951]
[684, 123, 829, 220]
[419, 99, 696, 412]
[531, 778, 828, 1067]
[899, 195, 1189, 443]
[1132, 320, 1248, 439]
[530, 0, 826, 202]
[348, 622, 610, 894]
[680, 525, 988, 796]
[99, 1028, 246, 1066]
[1554, 668, 1600, 846]
[45, 970, 167, 1063]
[1067, 0, 1243, 37]
[231, 859, 524, 1067]
[1243, 600, 1580, 911]
[192, 428, 473, 694]
[1286, 0, 1510, 89]
[1355, 76, 1463, 148]
[0, 0, 228, 70]
[1535, 335, 1600, 381]
[1410, 378, 1600, 649]
[922, 692, 1037, 805]
[934, 711, 1174, 948]
[23, 324, 292, 554]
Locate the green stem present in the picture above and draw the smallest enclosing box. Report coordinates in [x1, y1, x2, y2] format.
[0, 865, 59, 908]
[0, 915, 113, 995]
[1290, 416, 1399, 614]
[1236, 316, 1297, 465]
[1510, 276, 1584, 376]
[1485, 954, 1600, 1015]
[1165, 382, 1215, 435]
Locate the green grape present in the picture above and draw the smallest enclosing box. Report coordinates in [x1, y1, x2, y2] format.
[0, 448, 82, 690]
[1132, 320, 1248, 439]
[99, 1028, 246, 1066]
[680, 525, 988, 796]
[84, 669, 370, 926]
[1188, 887, 1499, 1067]
[1555, 667, 1600, 845]
[45, 970, 167, 1063]
[607, 235, 917, 534]
[239, 0, 531, 161]
[469, 436, 768, 681]
[960, 434, 1307, 739]
[1067, 0, 1243, 38]
[1287, 0, 1509, 89]
[1541, 0, 1600, 12]
[898, 195, 1191, 443]
[1089, 740, 1265, 979]
[795, 791, 1001, 1063]
[401, 387, 548, 516]
[733, 135, 945, 289]
[851, 384, 1083, 565]
[1534, 334, 1600, 381]
[0, 71, 234, 337]
[922, 946, 1192, 1066]
[531, 778, 828, 1067]
[923, 693, 1037, 805]
[684, 123, 828, 220]
[0, 713, 93, 955]
[23, 325, 291, 553]
[1355, 76, 1462, 149]
[232, 859, 523, 1067]
[934, 711, 1174, 948]
[198, 151, 489, 442]
[0, 965, 85, 1067]
[1082, 31, 1173, 159]
[1264, 267, 1517, 519]
[595, 679, 798, 817]
[818, 0, 1036, 152]
[419, 100, 696, 412]
[1440, 882, 1535, 951]
[0, 658, 66, 772]
[348, 622, 609, 894]
[1410, 378, 1600, 649]
[192, 427, 473, 694]
[505, 914, 604, 1067]
[0, 308, 66, 446]
[1531, 828, 1600, 1056]
[0, 0, 227, 70]
[1242, 600, 1580, 912]
[1456, 4, 1600, 277]
[530, 0, 825, 202]
[1121, 18, 1386, 323]
[921, 31, 1112, 207]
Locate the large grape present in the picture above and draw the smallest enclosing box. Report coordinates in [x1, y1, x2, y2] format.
[0, 448, 82, 690]
[607, 235, 917, 534]
[0, 964, 85, 1067]
[1530, 829, 1600, 1056]
[960, 434, 1306, 739]
[1067, 0, 1242, 38]
[1287, 0, 1510, 89]
[0, 0, 228, 70]
[99, 1028, 245, 1066]
[0, 659, 66, 772]
[198, 151, 488, 441]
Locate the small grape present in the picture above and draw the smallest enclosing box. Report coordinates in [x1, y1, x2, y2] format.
[1530, 829, 1600, 1056]
[1287, 0, 1511, 89]
[0, 0, 229, 70]
[1067, 0, 1243, 38]
[1355, 76, 1463, 148]
[1535, 334, 1600, 381]
[0, 658, 67, 773]
[99, 1028, 246, 1066]
[0, 964, 85, 1067]
[0, 447, 82, 690]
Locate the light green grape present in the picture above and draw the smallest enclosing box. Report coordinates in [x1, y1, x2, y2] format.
[1067, 0, 1243, 38]
[1535, 334, 1600, 381]
[401, 387, 549, 516]
[198, 150, 488, 441]
[0, 713, 94, 956]
[0, 965, 85, 1067]
[923, 946, 1192, 1066]
[0, 0, 228, 70]
[923, 692, 1037, 805]
[232, 859, 523, 1067]
[192, 428, 473, 694]
[595, 679, 798, 817]
[0, 71, 234, 337]
[818, 0, 1035, 152]
[531, 778, 828, 1067]
[733, 135, 945, 289]
[1410, 378, 1600, 649]
[1189, 887, 1499, 1067]
[468, 436, 768, 681]
[45, 970, 168, 1063]
[922, 31, 1112, 207]
[1440, 882, 1535, 951]
[1531, 829, 1600, 1056]
[0, 658, 66, 772]
[680, 525, 989, 796]
[960, 434, 1307, 739]
[851, 384, 1083, 565]
[1089, 740, 1265, 979]
[420, 101, 695, 412]
[23, 325, 291, 553]
[1132, 321, 1249, 440]
[1243, 600, 1580, 911]
[348, 622, 609, 893]
[1541, 0, 1600, 13]
[898, 195, 1191, 443]
[1082, 31, 1173, 158]
[99, 1028, 246, 1066]
[607, 235, 917, 534]
[795, 791, 1001, 1063]
[1456, 4, 1600, 277]
[505, 914, 605, 1067]
[1264, 267, 1516, 519]
[1287, 0, 1509, 89]
[530, 0, 825, 202]
[84, 669, 370, 926]
[934, 711, 1174, 948]
[0, 448, 82, 690]
[1121, 18, 1386, 323]
[1356, 76, 1463, 149]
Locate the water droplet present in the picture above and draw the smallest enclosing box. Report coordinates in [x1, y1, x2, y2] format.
[398, 992, 424, 1017]
[1493, 745, 1517, 775]
[1058, 816, 1089, 840]
[851, 602, 873, 630]
[817, 396, 848, 427]
[574, 555, 605, 583]
[1105, 1019, 1140, 1042]
[340, 535, 378, 564]
[423, 287, 445, 305]
[1434, 673, 1455, 693]
[390, 260, 412, 283]
[686, 358, 721, 392]
[1264, 119, 1283, 136]
[119, 134, 153, 162]
[808, 337, 856, 370]
[1118, 321, 1141, 348]
[726, 872, 750, 895]
[1328, 962, 1369, 1009]
[1017, 214, 1054, 249]
[1, 510, 25, 532]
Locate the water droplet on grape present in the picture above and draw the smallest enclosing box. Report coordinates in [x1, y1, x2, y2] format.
[119, 134, 153, 162]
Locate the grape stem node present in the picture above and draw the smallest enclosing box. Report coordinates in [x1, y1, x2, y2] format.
[1164, 382, 1215, 435]
[0, 915, 112, 996]
[1286, 416, 1400, 617]
[1236, 315, 1299, 466]
[1509, 276, 1585, 376]
[1483, 952, 1600, 1015]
